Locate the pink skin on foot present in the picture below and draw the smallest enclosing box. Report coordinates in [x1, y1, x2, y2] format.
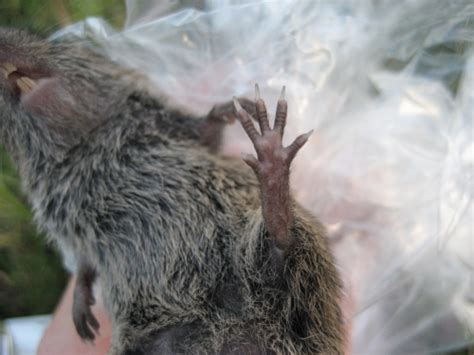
[233, 85, 312, 251]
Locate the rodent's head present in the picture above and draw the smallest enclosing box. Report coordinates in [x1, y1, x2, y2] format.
[0, 28, 135, 151]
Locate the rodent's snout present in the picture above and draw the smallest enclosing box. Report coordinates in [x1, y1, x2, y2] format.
[0, 28, 52, 102]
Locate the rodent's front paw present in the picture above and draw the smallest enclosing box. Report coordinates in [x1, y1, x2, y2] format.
[72, 283, 100, 342]
[209, 97, 256, 123]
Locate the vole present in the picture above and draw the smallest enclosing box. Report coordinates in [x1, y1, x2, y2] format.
[0, 28, 344, 354]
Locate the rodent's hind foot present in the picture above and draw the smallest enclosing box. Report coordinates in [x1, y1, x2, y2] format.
[233, 85, 312, 251]
[233, 85, 312, 174]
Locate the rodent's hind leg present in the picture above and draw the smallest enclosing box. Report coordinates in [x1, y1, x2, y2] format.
[199, 98, 256, 152]
[72, 257, 100, 342]
[233, 85, 312, 253]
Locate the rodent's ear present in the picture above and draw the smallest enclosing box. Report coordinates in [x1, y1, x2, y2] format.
[20, 77, 77, 120]
[1, 29, 130, 140]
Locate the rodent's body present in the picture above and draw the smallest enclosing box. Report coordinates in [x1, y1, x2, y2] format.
[0, 29, 343, 354]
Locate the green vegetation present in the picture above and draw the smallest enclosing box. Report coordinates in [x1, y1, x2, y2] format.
[0, 0, 124, 34]
[0, 0, 124, 319]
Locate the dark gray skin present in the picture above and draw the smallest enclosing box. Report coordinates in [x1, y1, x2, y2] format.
[0, 28, 344, 354]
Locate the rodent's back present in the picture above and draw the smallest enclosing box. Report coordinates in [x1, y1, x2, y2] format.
[36, 92, 342, 353]
[32, 93, 258, 309]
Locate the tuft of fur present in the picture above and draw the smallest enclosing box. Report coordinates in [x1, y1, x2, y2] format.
[0, 28, 344, 354]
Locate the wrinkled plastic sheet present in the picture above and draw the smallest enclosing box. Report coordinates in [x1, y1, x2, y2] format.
[54, 1, 474, 353]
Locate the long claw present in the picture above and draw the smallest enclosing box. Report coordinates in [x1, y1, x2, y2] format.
[84, 325, 95, 342]
[232, 97, 243, 112]
[78, 315, 95, 342]
[279, 85, 286, 100]
[88, 312, 100, 332]
[255, 83, 261, 100]
[286, 129, 313, 162]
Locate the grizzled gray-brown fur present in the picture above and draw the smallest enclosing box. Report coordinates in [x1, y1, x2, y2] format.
[0, 28, 344, 354]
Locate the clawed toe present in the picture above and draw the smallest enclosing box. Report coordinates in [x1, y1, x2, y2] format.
[233, 85, 311, 252]
[73, 307, 99, 342]
[233, 85, 312, 175]
[73, 285, 100, 342]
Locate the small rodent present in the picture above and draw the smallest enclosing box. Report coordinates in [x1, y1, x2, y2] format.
[0, 28, 344, 354]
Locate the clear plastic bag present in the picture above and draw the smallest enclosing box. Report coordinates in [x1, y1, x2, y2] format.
[54, 1, 474, 353]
